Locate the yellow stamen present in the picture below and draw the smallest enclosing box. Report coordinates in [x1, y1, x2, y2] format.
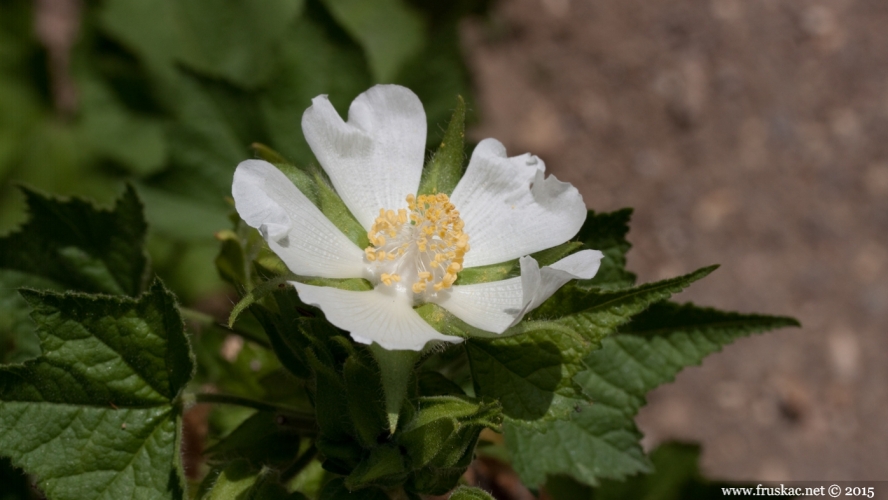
[365, 192, 469, 294]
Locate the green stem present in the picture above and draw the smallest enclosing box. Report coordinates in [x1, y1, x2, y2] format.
[192, 393, 318, 435]
[194, 393, 289, 413]
[280, 444, 317, 483]
[178, 306, 272, 349]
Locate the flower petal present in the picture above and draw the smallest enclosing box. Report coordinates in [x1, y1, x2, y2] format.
[301, 85, 426, 229]
[518, 249, 604, 317]
[232, 159, 366, 278]
[431, 276, 524, 334]
[435, 249, 603, 333]
[450, 139, 587, 268]
[293, 282, 463, 351]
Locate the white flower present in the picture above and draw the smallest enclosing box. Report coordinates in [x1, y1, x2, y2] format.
[232, 85, 603, 351]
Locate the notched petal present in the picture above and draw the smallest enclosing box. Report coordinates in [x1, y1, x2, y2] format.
[301, 85, 426, 229]
[451, 139, 587, 268]
[232, 160, 366, 279]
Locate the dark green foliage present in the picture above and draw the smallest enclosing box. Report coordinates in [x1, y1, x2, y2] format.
[506, 302, 799, 487]
[0, 282, 194, 500]
[0, 186, 148, 296]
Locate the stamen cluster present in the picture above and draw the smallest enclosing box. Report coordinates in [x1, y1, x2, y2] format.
[365, 193, 469, 295]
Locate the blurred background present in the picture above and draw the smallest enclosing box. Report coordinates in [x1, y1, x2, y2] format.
[0, 0, 885, 491]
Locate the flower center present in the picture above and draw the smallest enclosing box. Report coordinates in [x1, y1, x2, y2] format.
[365, 193, 469, 296]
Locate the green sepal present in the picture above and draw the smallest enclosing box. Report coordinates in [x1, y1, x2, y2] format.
[418, 95, 466, 196]
[312, 171, 369, 249]
[202, 460, 293, 500]
[454, 240, 582, 286]
[397, 395, 501, 470]
[344, 444, 408, 491]
[250, 145, 368, 249]
[449, 485, 496, 500]
[369, 344, 419, 433]
[251, 141, 291, 165]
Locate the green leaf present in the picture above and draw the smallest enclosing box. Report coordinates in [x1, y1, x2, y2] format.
[462, 267, 716, 425]
[320, 0, 425, 82]
[504, 401, 650, 489]
[465, 322, 590, 421]
[449, 485, 496, 500]
[580, 302, 800, 417]
[176, 0, 305, 88]
[418, 95, 466, 196]
[507, 302, 798, 488]
[0, 281, 194, 500]
[78, 76, 167, 176]
[319, 478, 388, 500]
[344, 355, 389, 447]
[0, 186, 149, 296]
[258, 12, 371, 166]
[100, 0, 305, 88]
[202, 460, 292, 500]
[533, 266, 720, 339]
[0, 271, 63, 364]
[204, 411, 310, 467]
[574, 209, 636, 290]
[545, 442, 743, 500]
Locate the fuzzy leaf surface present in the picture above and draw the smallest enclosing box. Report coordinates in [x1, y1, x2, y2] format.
[0, 186, 149, 297]
[0, 282, 194, 500]
[506, 302, 799, 487]
[449, 486, 496, 500]
[0, 187, 149, 363]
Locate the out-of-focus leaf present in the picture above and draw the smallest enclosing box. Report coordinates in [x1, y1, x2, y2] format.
[259, 11, 371, 165]
[320, 0, 425, 82]
[100, 0, 304, 88]
[79, 77, 166, 176]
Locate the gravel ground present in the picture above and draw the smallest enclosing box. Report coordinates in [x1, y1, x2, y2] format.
[461, 0, 888, 481]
